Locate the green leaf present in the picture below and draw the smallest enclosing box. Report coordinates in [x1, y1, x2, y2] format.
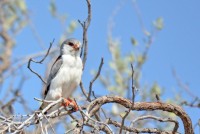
[49, 0, 56, 17]
[137, 55, 145, 65]
[109, 62, 117, 70]
[16, 0, 27, 13]
[131, 36, 138, 46]
[150, 83, 162, 95]
[153, 17, 164, 30]
[67, 20, 78, 33]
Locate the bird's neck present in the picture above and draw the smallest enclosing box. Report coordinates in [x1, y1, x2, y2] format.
[61, 51, 80, 57]
[62, 54, 79, 59]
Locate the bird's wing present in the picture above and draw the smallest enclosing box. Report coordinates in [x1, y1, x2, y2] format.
[44, 55, 62, 98]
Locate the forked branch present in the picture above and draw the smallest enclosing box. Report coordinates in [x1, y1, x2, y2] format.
[27, 39, 55, 84]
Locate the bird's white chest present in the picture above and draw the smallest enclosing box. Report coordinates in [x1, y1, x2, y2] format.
[58, 55, 82, 85]
[49, 55, 82, 98]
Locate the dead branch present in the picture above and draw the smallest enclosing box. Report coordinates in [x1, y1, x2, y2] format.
[88, 57, 104, 101]
[86, 96, 194, 134]
[27, 39, 55, 84]
[80, 81, 88, 99]
[108, 118, 179, 134]
[78, 0, 91, 70]
[0, 96, 194, 133]
[181, 98, 200, 108]
[172, 69, 197, 98]
[119, 64, 135, 134]
[130, 115, 179, 133]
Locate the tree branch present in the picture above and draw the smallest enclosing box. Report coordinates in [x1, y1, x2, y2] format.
[88, 57, 104, 101]
[79, 0, 92, 70]
[87, 96, 194, 134]
[27, 39, 55, 84]
[119, 64, 135, 134]
[130, 115, 179, 133]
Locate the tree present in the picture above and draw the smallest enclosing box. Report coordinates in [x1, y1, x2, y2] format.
[0, 0, 199, 133]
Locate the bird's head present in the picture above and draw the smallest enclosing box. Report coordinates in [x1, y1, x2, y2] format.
[60, 38, 82, 56]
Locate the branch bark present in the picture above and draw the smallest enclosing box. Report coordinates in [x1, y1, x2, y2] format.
[87, 96, 194, 134]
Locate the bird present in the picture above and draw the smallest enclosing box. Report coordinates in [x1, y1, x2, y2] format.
[39, 38, 83, 112]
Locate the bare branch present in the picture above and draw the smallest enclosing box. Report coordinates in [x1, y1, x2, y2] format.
[0, 96, 194, 133]
[130, 63, 135, 103]
[119, 64, 135, 134]
[87, 96, 194, 134]
[172, 69, 198, 98]
[75, 106, 113, 134]
[130, 115, 179, 133]
[79, 0, 92, 70]
[88, 58, 104, 101]
[181, 98, 200, 108]
[108, 118, 179, 134]
[80, 81, 88, 99]
[27, 39, 55, 84]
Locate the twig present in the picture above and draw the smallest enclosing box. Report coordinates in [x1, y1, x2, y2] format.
[155, 94, 161, 102]
[80, 81, 88, 99]
[130, 63, 135, 103]
[34, 97, 56, 103]
[78, 0, 92, 70]
[181, 98, 200, 108]
[172, 69, 198, 98]
[27, 39, 55, 84]
[119, 64, 135, 134]
[130, 115, 179, 133]
[108, 118, 179, 134]
[78, 106, 113, 133]
[40, 112, 56, 134]
[3, 47, 58, 80]
[88, 58, 104, 101]
[119, 110, 130, 134]
[65, 128, 75, 134]
[39, 120, 45, 134]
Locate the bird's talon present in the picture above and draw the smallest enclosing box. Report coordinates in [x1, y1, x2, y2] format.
[61, 98, 78, 111]
[62, 98, 71, 107]
[69, 100, 79, 111]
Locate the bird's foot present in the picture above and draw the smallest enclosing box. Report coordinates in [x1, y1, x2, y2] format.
[62, 98, 78, 111]
[62, 98, 71, 107]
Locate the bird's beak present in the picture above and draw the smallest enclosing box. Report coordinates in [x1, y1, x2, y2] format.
[73, 44, 80, 51]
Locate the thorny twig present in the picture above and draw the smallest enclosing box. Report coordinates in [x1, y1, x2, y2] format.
[27, 39, 55, 84]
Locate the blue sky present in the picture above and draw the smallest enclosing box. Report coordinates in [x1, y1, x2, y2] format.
[8, 0, 200, 133]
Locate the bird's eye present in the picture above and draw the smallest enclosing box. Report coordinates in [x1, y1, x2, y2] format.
[68, 42, 74, 46]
